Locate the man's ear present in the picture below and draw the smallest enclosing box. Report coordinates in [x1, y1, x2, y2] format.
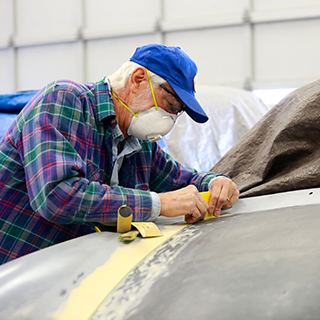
[129, 67, 147, 94]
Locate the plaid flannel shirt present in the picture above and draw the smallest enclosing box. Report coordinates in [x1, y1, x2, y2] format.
[0, 78, 218, 264]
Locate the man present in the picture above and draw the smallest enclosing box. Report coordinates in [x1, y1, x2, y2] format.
[0, 44, 239, 264]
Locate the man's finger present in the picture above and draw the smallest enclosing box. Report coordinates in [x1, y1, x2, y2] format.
[208, 177, 239, 216]
[222, 189, 240, 209]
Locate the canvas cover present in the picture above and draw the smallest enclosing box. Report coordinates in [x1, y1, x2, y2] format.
[211, 79, 320, 197]
[160, 85, 269, 171]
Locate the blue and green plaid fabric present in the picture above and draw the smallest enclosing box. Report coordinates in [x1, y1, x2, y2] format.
[0, 78, 218, 264]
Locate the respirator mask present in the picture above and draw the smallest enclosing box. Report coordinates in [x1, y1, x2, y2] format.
[112, 69, 179, 142]
[127, 106, 177, 142]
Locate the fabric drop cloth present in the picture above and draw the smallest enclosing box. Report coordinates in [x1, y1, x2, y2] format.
[211, 79, 320, 197]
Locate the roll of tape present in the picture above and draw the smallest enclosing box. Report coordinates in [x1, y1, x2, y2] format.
[117, 205, 133, 233]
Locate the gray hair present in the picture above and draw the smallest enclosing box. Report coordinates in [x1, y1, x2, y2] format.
[108, 61, 167, 91]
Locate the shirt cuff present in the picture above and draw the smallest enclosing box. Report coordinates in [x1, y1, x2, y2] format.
[208, 174, 230, 189]
[149, 191, 161, 221]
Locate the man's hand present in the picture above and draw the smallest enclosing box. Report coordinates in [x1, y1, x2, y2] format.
[158, 185, 209, 224]
[208, 177, 239, 217]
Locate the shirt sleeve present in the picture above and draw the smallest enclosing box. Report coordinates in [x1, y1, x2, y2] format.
[149, 143, 219, 193]
[23, 88, 155, 225]
[149, 191, 161, 220]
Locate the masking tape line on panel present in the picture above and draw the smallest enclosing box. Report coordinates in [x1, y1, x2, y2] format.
[49, 223, 187, 320]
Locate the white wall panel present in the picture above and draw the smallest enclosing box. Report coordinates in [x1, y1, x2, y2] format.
[0, 49, 15, 93]
[84, 0, 160, 38]
[15, 0, 80, 45]
[166, 26, 248, 88]
[254, 0, 320, 11]
[0, 0, 12, 47]
[2, 0, 320, 93]
[86, 34, 162, 82]
[163, 0, 245, 20]
[254, 19, 320, 88]
[17, 42, 84, 91]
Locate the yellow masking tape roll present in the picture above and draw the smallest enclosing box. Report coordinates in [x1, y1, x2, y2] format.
[117, 205, 133, 233]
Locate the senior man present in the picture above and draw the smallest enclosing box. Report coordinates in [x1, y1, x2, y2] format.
[0, 44, 239, 264]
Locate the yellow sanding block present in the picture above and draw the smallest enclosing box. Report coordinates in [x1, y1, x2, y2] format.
[200, 191, 217, 220]
[184, 191, 216, 222]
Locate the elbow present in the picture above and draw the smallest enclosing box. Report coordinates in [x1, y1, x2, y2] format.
[30, 198, 74, 225]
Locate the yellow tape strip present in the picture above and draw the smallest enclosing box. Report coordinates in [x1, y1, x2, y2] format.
[50, 191, 236, 319]
[49, 223, 187, 320]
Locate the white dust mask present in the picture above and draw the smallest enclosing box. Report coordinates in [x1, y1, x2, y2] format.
[127, 107, 177, 142]
[112, 68, 179, 142]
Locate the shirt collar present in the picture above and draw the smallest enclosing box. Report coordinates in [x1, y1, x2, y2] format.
[95, 77, 142, 151]
[94, 77, 116, 123]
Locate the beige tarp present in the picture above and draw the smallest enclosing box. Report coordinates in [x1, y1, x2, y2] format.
[211, 79, 320, 198]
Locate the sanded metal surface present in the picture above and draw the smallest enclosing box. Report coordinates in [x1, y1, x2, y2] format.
[0, 218, 186, 320]
[0, 232, 120, 319]
[0, 188, 319, 319]
[92, 205, 320, 320]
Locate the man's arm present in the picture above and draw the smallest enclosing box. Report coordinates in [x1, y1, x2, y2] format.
[150, 143, 239, 223]
[23, 88, 155, 224]
[158, 177, 239, 224]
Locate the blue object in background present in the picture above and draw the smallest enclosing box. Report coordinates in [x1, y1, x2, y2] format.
[0, 114, 18, 141]
[0, 90, 38, 141]
[156, 137, 169, 153]
[0, 90, 38, 112]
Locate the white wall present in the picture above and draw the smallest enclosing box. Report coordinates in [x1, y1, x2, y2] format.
[1, 0, 320, 93]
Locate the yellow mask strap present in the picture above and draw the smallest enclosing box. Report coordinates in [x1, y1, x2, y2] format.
[111, 69, 158, 116]
[111, 90, 138, 117]
[146, 69, 158, 110]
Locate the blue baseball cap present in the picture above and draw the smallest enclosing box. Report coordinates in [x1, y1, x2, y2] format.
[130, 44, 208, 123]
